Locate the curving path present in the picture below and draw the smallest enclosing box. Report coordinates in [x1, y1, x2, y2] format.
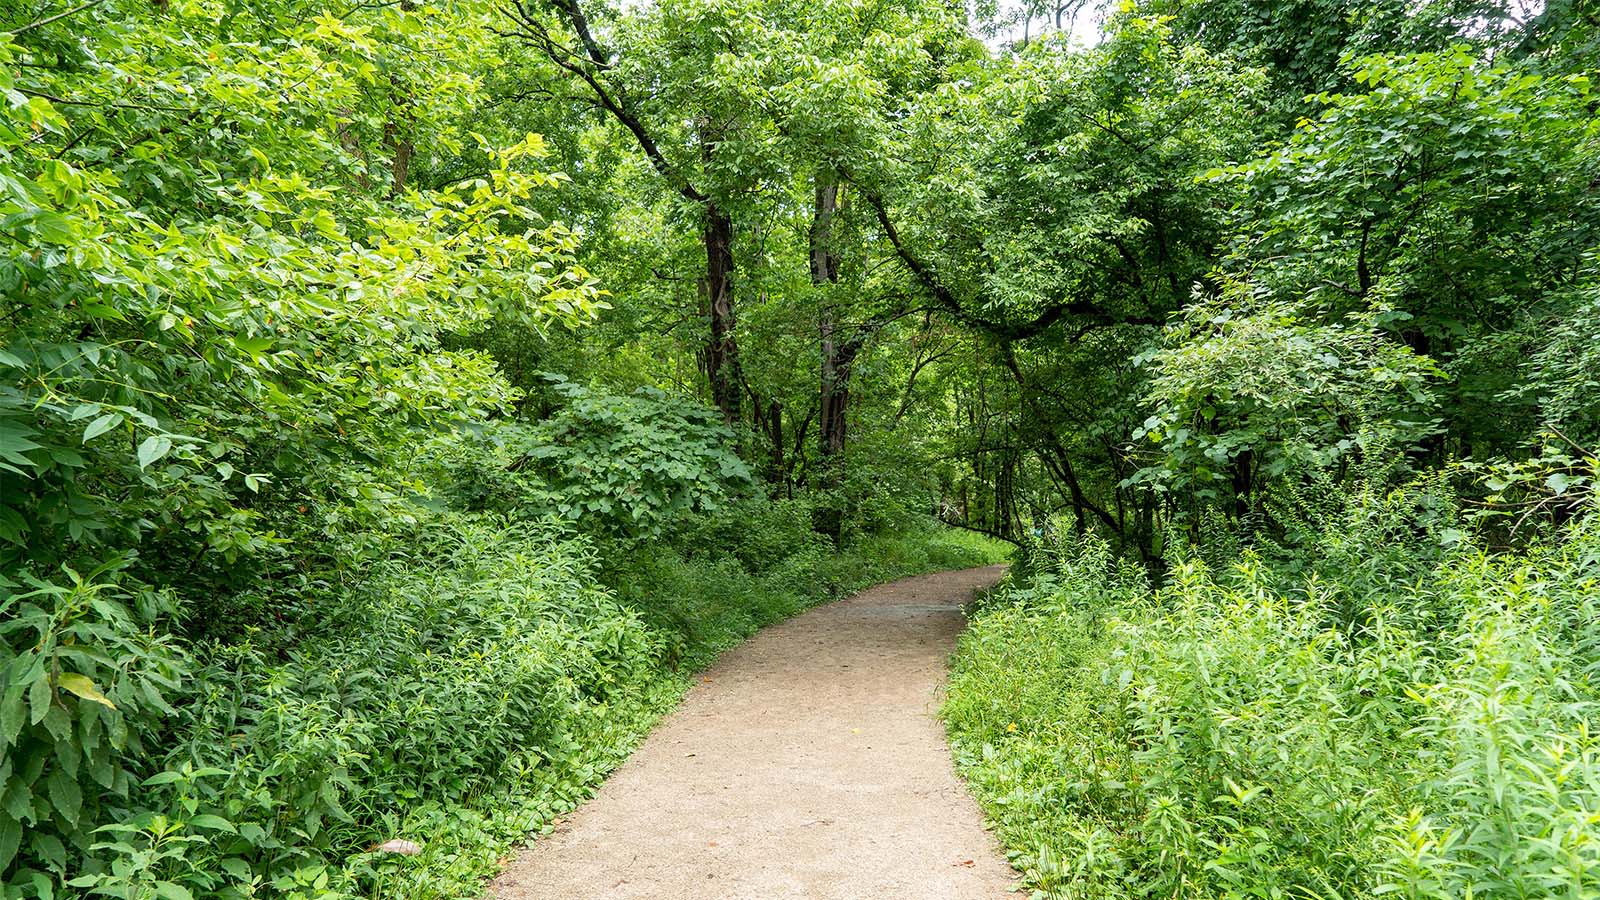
[491, 565, 1017, 900]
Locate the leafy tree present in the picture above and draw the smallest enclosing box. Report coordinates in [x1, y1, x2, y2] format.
[1219, 48, 1600, 465]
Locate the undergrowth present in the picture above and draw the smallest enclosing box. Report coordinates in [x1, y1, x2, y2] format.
[945, 497, 1600, 899]
[4, 491, 1002, 900]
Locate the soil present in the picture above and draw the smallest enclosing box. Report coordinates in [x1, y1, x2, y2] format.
[491, 565, 1018, 900]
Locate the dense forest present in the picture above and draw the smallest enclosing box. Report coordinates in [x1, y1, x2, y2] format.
[3, 0, 1599, 896]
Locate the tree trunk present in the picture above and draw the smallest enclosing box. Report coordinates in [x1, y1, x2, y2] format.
[384, 73, 414, 199]
[811, 174, 850, 543]
[813, 174, 849, 462]
[703, 203, 743, 425]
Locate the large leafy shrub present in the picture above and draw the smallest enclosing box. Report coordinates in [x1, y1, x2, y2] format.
[0, 564, 189, 891]
[431, 377, 755, 540]
[508, 377, 754, 538]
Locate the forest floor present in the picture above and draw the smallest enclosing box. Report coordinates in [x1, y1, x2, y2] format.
[490, 565, 1018, 899]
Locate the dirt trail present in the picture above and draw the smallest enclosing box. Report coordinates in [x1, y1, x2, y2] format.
[492, 565, 1016, 900]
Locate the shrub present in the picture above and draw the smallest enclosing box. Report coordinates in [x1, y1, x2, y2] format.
[946, 513, 1600, 899]
[22, 517, 665, 900]
[494, 377, 755, 540]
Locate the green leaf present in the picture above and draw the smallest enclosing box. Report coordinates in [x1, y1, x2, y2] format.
[233, 335, 275, 356]
[0, 817, 19, 875]
[2, 779, 32, 822]
[1546, 471, 1571, 495]
[31, 871, 54, 900]
[0, 505, 26, 545]
[46, 768, 82, 828]
[26, 211, 77, 244]
[219, 858, 252, 879]
[30, 831, 65, 872]
[82, 413, 122, 443]
[79, 303, 126, 321]
[28, 672, 52, 725]
[0, 684, 24, 748]
[187, 814, 236, 833]
[154, 882, 194, 900]
[0, 423, 42, 469]
[137, 435, 173, 470]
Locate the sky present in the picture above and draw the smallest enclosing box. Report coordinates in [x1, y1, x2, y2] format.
[980, 0, 1551, 50]
[982, 0, 1114, 49]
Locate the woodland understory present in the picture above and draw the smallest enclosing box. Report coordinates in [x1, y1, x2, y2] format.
[3, 0, 1600, 897]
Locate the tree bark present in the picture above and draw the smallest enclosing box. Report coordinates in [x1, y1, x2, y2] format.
[385, 123, 413, 197]
[703, 203, 743, 424]
[812, 174, 849, 462]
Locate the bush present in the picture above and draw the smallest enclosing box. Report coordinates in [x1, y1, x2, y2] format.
[488, 377, 755, 540]
[6, 517, 666, 900]
[946, 512, 1600, 899]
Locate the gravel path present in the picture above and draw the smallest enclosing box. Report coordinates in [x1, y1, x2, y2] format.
[491, 565, 1017, 899]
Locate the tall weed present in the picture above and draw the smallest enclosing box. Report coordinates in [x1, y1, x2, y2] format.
[947, 513, 1600, 898]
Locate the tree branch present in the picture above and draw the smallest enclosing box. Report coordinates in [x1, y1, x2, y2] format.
[862, 188, 1162, 340]
[8, 0, 107, 35]
[503, 0, 707, 204]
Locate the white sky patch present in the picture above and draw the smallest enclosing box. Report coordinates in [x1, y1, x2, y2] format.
[978, 0, 1549, 52]
[979, 0, 1114, 50]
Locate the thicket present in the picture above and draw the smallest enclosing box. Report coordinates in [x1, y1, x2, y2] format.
[947, 496, 1600, 899]
[0, 2, 1004, 895]
[4, 395, 1000, 900]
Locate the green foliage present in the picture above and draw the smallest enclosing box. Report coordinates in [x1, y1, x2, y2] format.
[505, 378, 755, 539]
[1218, 48, 1598, 460]
[947, 502, 1600, 899]
[878, 14, 1266, 336]
[1, 0, 605, 570]
[2, 468, 998, 899]
[2, 517, 659, 900]
[425, 377, 756, 540]
[0, 562, 188, 891]
[1129, 0, 1510, 101]
[1510, 276, 1600, 444]
[607, 495, 1009, 668]
[1134, 291, 1443, 508]
[6, 0, 1600, 896]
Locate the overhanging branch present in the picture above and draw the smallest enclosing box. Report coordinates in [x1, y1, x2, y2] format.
[861, 188, 1162, 341]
